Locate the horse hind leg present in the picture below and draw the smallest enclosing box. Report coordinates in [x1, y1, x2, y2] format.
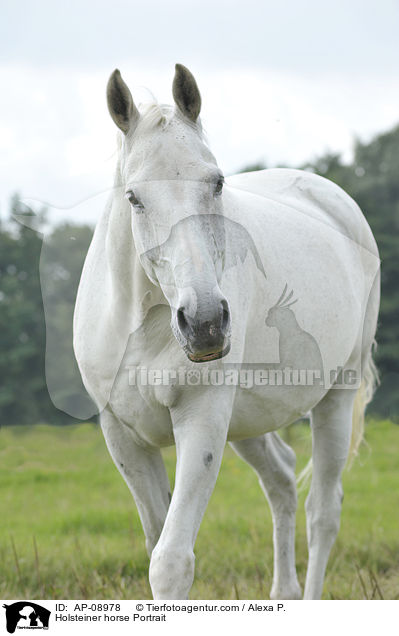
[101, 409, 171, 556]
[304, 387, 356, 599]
[230, 432, 302, 599]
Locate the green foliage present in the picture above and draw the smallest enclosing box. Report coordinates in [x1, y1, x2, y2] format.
[0, 421, 397, 599]
[0, 197, 94, 426]
[0, 196, 52, 425]
[302, 127, 399, 417]
[238, 161, 268, 173]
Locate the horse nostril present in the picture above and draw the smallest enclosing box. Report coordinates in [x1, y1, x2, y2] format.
[177, 299, 230, 348]
[221, 299, 230, 334]
[177, 307, 189, 335]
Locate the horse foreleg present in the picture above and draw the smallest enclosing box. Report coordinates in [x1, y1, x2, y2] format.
[100, 408, 171, 556]
[304, 388, 356, 599]
[230, 432, 301, 599]
[149, 394, 230, 599]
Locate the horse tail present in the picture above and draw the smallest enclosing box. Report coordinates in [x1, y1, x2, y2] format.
[348, 341, 379, 465]
[297, 341, 379, 489]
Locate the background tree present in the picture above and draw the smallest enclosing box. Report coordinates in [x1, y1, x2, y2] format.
[0, 197, 94, 426]
[302, 127, 399, 418]
[0, 196, 53, 425]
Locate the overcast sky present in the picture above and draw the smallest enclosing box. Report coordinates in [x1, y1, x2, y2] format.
[1, 0, 398, 224]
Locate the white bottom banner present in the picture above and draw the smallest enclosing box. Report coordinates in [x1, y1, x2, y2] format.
[0, 599, 396, 635]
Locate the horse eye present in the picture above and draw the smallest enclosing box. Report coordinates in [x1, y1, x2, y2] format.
[126, 190, 144, 210]
[214, 177, 224, 196]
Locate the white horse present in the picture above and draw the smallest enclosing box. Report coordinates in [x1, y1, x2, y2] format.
[73, 64, 380, 599]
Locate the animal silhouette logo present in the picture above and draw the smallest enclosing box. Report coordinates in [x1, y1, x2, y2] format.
[266, 284, 324, 384]
[142, 213, 267, 285]
[2, 602, 50, 633]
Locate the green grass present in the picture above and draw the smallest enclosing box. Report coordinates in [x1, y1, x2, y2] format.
[0, 419, 398, 599]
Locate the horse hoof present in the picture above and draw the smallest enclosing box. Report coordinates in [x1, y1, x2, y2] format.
[270, 583, 302, 600]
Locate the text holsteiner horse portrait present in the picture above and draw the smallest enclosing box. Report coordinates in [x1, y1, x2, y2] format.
[73, 64, 380, 599]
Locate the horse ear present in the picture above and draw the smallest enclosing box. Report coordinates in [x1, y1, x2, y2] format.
[106, 69, 139, 134]
[172, 63, 201, 122]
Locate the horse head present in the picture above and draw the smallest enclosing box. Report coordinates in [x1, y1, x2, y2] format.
[107, 64, 231, 362]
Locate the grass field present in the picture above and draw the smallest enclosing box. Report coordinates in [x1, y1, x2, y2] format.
[0, 419, 398, 600]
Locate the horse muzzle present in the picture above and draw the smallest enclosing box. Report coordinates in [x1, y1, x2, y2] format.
[174, 298, 231, 363]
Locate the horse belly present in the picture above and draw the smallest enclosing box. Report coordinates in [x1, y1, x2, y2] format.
[228, 382, 327, 440]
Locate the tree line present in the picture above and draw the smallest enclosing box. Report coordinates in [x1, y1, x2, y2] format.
[1, 124, 398, 426]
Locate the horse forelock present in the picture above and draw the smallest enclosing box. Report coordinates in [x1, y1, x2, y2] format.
[138, 102, 172, 131]
[115, 101, 204, 156]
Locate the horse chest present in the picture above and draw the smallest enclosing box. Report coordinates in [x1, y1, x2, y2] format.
[107, 326, 183, 447]
[108, 371, 177, 447]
